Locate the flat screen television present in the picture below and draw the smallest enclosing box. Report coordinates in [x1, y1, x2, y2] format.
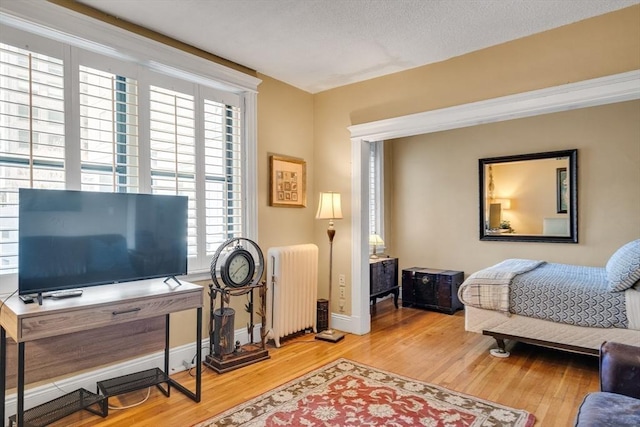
[18, 188, 188, 297]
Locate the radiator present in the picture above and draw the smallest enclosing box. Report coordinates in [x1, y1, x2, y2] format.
[266, 244, 318, 347]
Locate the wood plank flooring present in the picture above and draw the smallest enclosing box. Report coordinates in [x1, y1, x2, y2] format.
[53, 298, 599, 426]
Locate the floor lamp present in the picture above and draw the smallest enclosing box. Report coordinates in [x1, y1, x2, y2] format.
[315, 191, 345, 343]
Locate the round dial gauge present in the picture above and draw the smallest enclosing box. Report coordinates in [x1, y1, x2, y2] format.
[210, 238, 264, 290]
[221, 248, 255, 287]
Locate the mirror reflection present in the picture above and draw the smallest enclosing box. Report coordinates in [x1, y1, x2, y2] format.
[479, 149, 578, 243]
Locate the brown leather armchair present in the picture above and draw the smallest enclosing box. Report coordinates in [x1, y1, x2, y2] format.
[574, 341, 640, 426]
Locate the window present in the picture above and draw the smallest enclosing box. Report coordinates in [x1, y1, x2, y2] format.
[0, 43, 66, 275]
[0, 14, 258, 290]
[79, 65, 139, 193]
[369, 140, 384, 242]
[202, 98, 243, 253]
[149, 85, 197, 256]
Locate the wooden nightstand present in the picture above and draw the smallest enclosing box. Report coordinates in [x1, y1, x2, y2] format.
[401, 267, 464, 314]
[370, 257, 399, 309]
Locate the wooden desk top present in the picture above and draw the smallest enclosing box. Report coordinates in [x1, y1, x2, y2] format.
[0, 279, 203, 342]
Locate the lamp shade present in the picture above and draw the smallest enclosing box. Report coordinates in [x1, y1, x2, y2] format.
[369, 234, 384, 246]
[316, 192, 343, 220]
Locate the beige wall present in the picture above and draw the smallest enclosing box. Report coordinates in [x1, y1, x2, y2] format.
[257, 75, 316, 248]
[314, 6, 640, 316]
[391, 101, 640, 279]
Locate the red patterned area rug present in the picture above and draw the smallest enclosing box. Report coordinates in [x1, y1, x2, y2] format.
[193, 358, 535, 427]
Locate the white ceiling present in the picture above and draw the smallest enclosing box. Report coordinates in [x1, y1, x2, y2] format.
[77, 0, 639, 94]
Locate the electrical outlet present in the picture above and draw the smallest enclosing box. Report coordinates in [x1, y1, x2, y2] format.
[339, 286, 346, 298]
[339, 274, 346, 286]
[338, 299, 345, 312]
[182, 360, 192, 370]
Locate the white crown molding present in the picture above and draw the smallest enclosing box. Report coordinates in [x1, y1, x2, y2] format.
[349, 70, 640, 141]
[0, 0, 261, 93]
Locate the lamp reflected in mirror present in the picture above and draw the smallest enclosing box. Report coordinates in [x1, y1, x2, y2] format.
[488, 203, 502, 230]
[488, 199, 512, 232]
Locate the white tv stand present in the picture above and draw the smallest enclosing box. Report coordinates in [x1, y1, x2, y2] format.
[0, 279, 203, 426]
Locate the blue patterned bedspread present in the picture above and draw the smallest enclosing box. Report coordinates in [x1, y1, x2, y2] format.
[510, 263, 628, 328]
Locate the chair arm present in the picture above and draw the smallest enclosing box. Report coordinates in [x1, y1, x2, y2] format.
[599, 341, 640, 399]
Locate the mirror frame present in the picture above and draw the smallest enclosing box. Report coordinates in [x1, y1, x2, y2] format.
[479, 149, 578, 243]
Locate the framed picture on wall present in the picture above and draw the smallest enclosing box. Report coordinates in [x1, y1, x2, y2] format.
[269, 155, 306, 208]
[556, 167, 568, 214]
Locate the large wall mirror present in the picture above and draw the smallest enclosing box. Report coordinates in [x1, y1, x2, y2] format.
[479, 149, 578, 243]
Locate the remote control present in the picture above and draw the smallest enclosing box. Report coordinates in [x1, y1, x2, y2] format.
[49, 290, 83, 299]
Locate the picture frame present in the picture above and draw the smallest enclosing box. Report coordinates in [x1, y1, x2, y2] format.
[269, 155, 306, 208]
[556, 167, 568, 214]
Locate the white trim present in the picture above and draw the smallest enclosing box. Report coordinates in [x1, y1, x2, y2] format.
[244, 92, 260, 240]
[348, 70, 640, 141]
[348, 139, 371, 335]
[331, 312, 354, 334]
[0, 0, 261, 93]
[347, 70, 640, 334]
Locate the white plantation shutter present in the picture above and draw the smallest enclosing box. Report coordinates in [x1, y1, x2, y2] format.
[0, 21, 257, 286]
[203, 99, 243, 254]
[149, 85, 197, 257]
[368, 141, 384, 247]
[79, 65, 139, 192]
[0, 43, 65, 274]
[369, 142, 377, 234]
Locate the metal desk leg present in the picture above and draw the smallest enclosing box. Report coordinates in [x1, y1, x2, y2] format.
[166, 307, 202, 402]
[17, 342, 24, 427]
[1, 327, 5, 426]
[164, 314, 170, 396]
[195, 306, 201, 402]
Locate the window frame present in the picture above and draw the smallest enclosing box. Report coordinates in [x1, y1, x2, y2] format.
[0, 3, 260, 293]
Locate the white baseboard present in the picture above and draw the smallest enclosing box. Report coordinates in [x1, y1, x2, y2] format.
[331, 313, 353, 334]
[3, 324, 261, 425]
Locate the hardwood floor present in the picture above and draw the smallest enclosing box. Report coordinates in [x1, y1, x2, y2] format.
[54, 298, 598, 426]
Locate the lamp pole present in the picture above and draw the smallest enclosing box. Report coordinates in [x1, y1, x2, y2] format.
[315, 192, 345, 343]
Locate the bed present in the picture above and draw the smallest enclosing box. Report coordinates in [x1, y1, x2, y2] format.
[458, 240, 640, 357]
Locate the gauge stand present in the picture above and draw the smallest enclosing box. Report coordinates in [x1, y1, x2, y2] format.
[204, 282, 270, 374]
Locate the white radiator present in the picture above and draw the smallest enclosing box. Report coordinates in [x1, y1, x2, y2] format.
[266, 244, 318, 347]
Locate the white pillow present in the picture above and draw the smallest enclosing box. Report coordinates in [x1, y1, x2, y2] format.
[606, 239, 640, 292]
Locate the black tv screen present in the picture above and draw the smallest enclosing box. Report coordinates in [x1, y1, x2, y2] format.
[18, 188, 188, 295]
